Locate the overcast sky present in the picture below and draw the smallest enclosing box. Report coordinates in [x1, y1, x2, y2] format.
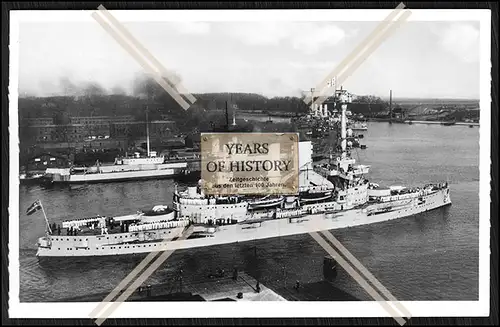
[17, 20, 480, 99]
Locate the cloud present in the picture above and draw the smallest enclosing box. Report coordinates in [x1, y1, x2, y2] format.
[288, 61, 337, 71]
[169, 21, 211, 35]
[225, 22, 289, 46]
[226, 22, 347, 54]
[290, 23, 346, 55]
[438, 23, 480, 63]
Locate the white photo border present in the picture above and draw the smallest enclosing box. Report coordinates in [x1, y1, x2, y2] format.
[8, 8, 492, 319]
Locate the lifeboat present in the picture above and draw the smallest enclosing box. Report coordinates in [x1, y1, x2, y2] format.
[247, 195, 284, 210]
[299, 189, 333, 203]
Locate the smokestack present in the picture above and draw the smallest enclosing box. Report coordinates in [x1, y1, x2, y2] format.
[225, 101, 229, 130]
[232, 104, 236, 126]
[146, 107, 150, 157]
[310, 88, 315, 113]
[389, 90, 393, 123]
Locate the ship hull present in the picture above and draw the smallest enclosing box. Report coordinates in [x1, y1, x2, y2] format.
[36, 188, 451, 258]
[51, 169, 181, 184]
[20, 176, 45, 185]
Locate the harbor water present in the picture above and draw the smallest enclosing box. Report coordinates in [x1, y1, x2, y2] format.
[18, 122, 480, 302]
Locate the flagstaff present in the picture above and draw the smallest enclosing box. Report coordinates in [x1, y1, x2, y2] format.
[26, 199, 52, 235]
[39, 201, 52, 235]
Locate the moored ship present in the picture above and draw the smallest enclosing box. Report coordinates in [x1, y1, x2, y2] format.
[20, 172, 45, 184]
[43, 113, 194, 184]
[348, 120, 368, 131]
[43, 151, 190, 184]
[36, 87, 452, 258]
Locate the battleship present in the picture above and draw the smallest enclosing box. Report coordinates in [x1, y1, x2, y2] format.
[35, 88, 452, 258]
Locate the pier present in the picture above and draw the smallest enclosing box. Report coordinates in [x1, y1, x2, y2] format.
[58, 272, 285, 302]
[58, 270, 358, 303]
[272, 281, 359, 301]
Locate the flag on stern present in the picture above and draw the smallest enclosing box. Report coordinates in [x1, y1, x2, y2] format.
[26, 200, 42, 216]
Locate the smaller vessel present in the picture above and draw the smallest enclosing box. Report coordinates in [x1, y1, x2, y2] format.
[441, 119, 456, 126]
[19, 172, 45, 185]
[349, 120, 368, 131]
[44, 112, 189, 184]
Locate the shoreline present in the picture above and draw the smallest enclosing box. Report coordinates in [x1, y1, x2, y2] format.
[365, 118, 479, 126]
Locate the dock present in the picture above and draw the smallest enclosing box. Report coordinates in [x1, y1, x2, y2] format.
[58, 270, 358, 303]
[59, 271, 286, 302]
[271, 281, 359, 301]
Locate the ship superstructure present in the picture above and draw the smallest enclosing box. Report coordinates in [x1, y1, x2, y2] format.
[294, 88, 368, 161]
[36, 87, 451, 258]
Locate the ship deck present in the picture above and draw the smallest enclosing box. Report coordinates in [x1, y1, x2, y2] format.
[53, 224, 132, 237]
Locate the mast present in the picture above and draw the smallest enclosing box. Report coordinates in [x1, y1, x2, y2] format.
[337, 87, 352, 160]
[340, 96, 347, 159]
[310, 88, 315, 115]
[146, 108, 150, 157]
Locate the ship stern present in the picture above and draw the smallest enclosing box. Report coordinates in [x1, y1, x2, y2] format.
[36, 236, 52, 258]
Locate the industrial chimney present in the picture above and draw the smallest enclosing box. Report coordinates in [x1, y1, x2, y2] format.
[389, 90, 393, 124]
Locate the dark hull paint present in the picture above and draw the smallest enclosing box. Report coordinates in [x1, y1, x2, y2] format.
[49, 173, 180, 185]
